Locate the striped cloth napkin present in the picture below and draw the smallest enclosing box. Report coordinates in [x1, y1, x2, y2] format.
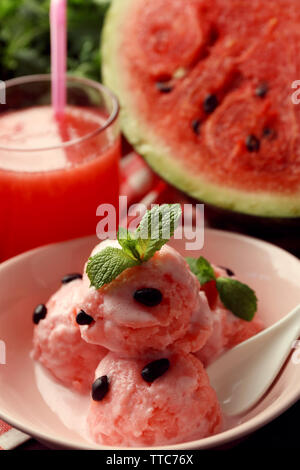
[0, 151, 186, 450]
[0, 421, 29, 450]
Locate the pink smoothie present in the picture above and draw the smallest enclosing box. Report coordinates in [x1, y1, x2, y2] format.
[0, 105, 120, 260]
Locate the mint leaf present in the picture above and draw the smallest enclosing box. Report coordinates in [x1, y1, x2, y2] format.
[216, 277, 257, 322]
[117, 227, 140, 261]
[86, 247, 140, 289]
[87, 204, 182, 288]
[186, 255, 258, 321]
[136, 204, 181, 261]
[186, 256, 216, 285]
[186, 257, 199, 275]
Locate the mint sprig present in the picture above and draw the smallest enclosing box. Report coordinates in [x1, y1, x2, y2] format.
[186, 256, 215, 285]
[186, 256, 257, 321]
[87, 204, 182, 289]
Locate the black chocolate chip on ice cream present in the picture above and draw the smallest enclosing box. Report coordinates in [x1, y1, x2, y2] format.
[33, 304, 47, 325]
[141, 358, 170, 383]
[92, 375, 109, 401]
[134, 288, 163, 307]
[76, 309, 94, 325]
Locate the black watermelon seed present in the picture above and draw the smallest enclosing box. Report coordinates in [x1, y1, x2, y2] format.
[61, 273, 82, 284]
[191, 119, 201, 135]
[255, 82, 269, 98]
[141, 358, 170, 383]
[156, 82, 173, 93]
[92, 375, 109, 401]
[262, 127, 277, 139]
[134, 288, 163, 307]
[76, 309, 94, 325]
[33, 304, 47, 325]
[219, 266, 235, 277]
[246, 134, 260, 152]
[208, 27, 219, 46]
[203, 94, 219, 114]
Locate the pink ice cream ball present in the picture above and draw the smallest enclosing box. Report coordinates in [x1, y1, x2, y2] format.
[196, 266, 264, 366]
[32, 279, 107, 393]
[80, 241, 212, 357]
[87, 352, 222, 446]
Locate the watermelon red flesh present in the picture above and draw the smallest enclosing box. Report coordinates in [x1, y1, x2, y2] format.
[102, 0, 300, 216]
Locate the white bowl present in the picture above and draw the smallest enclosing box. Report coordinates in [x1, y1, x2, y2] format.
[0, 230, 300, 449]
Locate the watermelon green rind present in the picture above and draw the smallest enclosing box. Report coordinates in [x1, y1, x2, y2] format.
[102, 0, 300, 218]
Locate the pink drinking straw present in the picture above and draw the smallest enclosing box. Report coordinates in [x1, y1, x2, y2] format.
[50, 0, 67, 118]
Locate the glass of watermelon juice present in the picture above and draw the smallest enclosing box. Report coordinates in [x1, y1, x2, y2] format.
[0, 75, 120, 261]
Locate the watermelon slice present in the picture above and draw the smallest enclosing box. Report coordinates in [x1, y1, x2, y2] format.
[102, 0, 300, 217]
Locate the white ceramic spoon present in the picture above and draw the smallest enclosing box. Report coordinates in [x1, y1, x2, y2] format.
[207, 304, 300, 416]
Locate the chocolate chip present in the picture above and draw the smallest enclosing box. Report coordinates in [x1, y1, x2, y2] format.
[246, 134, 260, 152]
[134, 288, 163, 307]
[219, 266, 235, 277]
[61, 273, 82, 284]
[255, 82, 268, 98]
[141, 358, 170, 383]
[33, 304, 47, 325]
[76, 309, 94, 325]
[203, 94, 219, 114]
[156, 82, 173, 93]
[92, 375, 109, 401]
[191, 119, 201, 135]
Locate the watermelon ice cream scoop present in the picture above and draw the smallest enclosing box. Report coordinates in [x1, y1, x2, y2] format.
[79, 240, 212, 357]
[196, 304, 264, 367]
[87, 352, 222, 446]
[32, 278, 107, 393]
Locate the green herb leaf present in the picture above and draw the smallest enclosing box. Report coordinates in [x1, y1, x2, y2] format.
[135, 204, 182, 261]
[86, 247, 140, 289]
[117, 228, 140, 261]
[216, 277, 257, 322]
[186, 255, 258, 321]
[186, 256, 216, 285]
[87, 204, 182, 288]
[185, 257, 199, 276]
[0, 0, 110, 82]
